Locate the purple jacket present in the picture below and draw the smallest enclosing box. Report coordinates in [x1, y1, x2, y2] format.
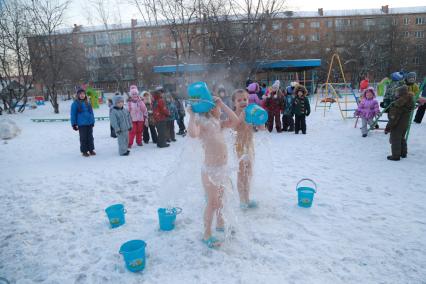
[356, 97, 380, 119]
[248, 93, 261, 105]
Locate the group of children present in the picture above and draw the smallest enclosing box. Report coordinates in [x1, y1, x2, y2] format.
[245, 80, 311, 134]
[354, 71, 421, 161]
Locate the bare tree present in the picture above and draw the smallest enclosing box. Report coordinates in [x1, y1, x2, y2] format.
[0, 0, 34, 113]
[27, 0, 73, 113]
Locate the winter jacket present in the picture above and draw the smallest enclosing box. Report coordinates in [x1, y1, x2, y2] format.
[264, 89, 284, 113]
[355, 90, 380, 119]
[407, 83, 420, 96]
[175, 98, 186, 118]
[382, 80, 405, 110]
[166, 99, 179, 121]
[145, 102, 155, 126]
[385, 91, 415, 132]
[248, 93, 261, 105]
[110, 106, 132, 133]
[128, 97, 148, 122]
[283, 95, 295, 116]
[293, 96, 311, 116]
[70, 99, 95, 127]
[152, 94, 170, 123]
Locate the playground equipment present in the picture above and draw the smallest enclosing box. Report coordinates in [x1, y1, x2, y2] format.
[406, 78, 426, 142]
[35, 96, 45, 105]
[86, 87, 100, 109]
[315, 53, 359, 120]
[31, 117, 109, 122]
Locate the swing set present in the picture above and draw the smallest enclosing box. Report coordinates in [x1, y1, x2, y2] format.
[315, 53, 359, 120]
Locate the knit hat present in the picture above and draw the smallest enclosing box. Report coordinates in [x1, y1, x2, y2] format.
[76, 88, 85, 95]
[391, 72, 404, 81]
[113, 95, 124, 105]
[129, 85, 139, 96]
[247, 82, 258, 93]
[363, 87, 376, 98]
[290, 81, 298, 87]
[405, 72, 416, 83]
[272, 80, 280, 91]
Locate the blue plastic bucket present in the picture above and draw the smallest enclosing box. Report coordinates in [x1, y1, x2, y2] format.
[187, 82, 216, 113]
[296, 178, 317, 208]
[119, 240, 147, 272]
[158, 207, 182, 231]
[105, 204, 126, 228]
[245, 104, 268, 125]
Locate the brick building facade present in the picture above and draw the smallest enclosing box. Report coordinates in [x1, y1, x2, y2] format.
[28, 6, 426, 93]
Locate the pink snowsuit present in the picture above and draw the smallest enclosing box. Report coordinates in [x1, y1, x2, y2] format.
[128, 95, 148, 147]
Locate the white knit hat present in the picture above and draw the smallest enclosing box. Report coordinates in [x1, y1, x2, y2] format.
[272, 80, 280, 90]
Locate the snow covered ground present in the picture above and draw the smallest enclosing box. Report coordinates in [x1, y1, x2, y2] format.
[0, 99, 425, 284]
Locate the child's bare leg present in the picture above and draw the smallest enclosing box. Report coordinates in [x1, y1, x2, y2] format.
[202, 173, 223, 240]
[215, 188, 225, 228]
[237, 158, 252, 203]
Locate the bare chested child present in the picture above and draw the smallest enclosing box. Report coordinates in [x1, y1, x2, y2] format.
[232, 89, 264, 209]
[187, 97, 239, 248]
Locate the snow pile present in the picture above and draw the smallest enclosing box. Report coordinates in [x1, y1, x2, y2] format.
[0, 119, 21, 140]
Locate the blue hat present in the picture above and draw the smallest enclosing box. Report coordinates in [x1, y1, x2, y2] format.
[187, 82, 215, 113]
[391, 72, 404, 81]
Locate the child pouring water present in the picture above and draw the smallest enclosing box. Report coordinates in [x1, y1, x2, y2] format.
[355, 87, 380, 137]
[187, 89, 239, 248]
[232, 89, 264, 209]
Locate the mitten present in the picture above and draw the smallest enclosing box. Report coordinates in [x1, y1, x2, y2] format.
[72, 125, 78, 131]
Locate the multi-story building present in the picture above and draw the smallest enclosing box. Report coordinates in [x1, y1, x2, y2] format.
[28, 5, 426, 93]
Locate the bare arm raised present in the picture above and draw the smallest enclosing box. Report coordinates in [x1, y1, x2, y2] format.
[187, 107, 200, 138]
[216, 97, 239, 129]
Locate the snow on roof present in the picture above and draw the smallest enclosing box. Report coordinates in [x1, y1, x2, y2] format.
[278, 6, 426, 18]
[60, 6, 426, 34]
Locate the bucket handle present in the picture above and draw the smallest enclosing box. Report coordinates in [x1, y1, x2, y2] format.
[123, 209, 127, 214]
[174, 207, 183, 215]
[296, 178, 317, 193]
[119, 243, 147, 254]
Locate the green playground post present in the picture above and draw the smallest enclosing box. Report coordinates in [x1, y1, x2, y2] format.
[405, 79, 425, 142]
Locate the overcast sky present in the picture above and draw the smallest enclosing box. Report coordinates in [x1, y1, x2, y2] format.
[65, 0, 425, 26]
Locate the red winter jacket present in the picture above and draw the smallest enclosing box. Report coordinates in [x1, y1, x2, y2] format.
[152, 94, 170, 123]
[264, 89, 284, 113]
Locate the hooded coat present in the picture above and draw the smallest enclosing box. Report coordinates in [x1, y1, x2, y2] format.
[355, 87, 380, 119]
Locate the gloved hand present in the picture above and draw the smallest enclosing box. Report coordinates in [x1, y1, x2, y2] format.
[72, 125, 78, 131]
[128, 127, 132, 131]
[306, 112, 310, 117]
[116, 130, 121, 135]
[384, 128, 390, 134]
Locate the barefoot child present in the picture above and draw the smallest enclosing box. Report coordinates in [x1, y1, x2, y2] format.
[232, 89, 262, 209]
[187, 93, 239, 248]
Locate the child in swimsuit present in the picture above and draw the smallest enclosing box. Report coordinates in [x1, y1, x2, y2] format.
[232, 89, 263, 209]
[187, 97, 239, 248]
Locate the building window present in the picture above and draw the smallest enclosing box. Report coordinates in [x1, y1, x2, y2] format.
[363, 18, 375, 26]
[299, 35, 305, 41]
[137, 57, 143, 63]
[415, 17, 425, 25]
[403, 18, 409, 25]
[147, 55, 154, 62]
[310, 21, 320, 28]
[403, 31, 410, 38]
[335, 18, 351, 27]
[327, 20, 333, 28]
[311, 33, 320, 41]
[413, 57, 420, 65]
[287, 23, 293, 29]
[145, 31, 152, 38]
[157, 42, 166, 49]
[415, 31, 425, 38]
[272, 23, 281, 30]
[196, 27, 202, 34]
[299, 22, 305, 28]
[416, 44, 424, 51]
[392, 18, 397, 26]
[287, 35, 294, 42]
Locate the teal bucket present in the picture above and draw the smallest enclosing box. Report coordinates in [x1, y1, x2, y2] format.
[119, 240, 147, 272]
[105, 204, 126, 228]
[187, 82, 216, 113]
[296, 178, 317, 208]
[158, 207, 182, 231]
[245, 104, 268, 125]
